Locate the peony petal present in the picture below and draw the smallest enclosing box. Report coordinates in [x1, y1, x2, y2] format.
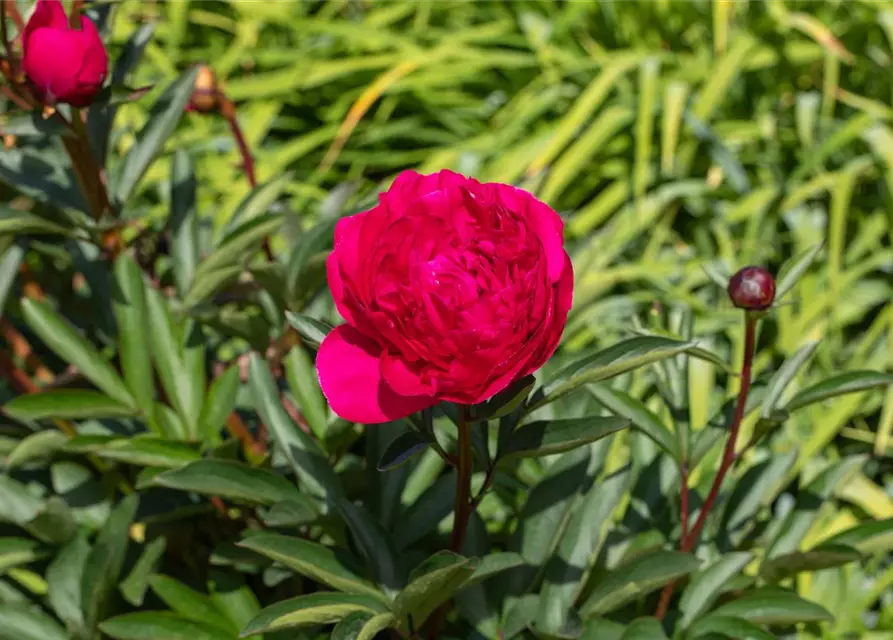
[317, 325, 437, 424]
[493, 184, 567, 283]
[23, 28, 85, 103]
[381, 352, 436, 396]
[23, 0, 68, 47]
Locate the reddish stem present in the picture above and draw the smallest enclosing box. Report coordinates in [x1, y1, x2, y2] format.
[219, 94, 257, 188]
[656, 315, 757, 619]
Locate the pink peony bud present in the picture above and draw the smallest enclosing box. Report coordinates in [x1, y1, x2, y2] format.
[21, 0, 108, 107]
[727, 266, 776, 311]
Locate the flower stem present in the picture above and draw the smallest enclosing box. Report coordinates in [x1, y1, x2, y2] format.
[656, 314, 757, 619]
[427, 404, 474, 640]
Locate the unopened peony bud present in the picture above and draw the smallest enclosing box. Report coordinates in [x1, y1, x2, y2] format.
[188, 64, 219, 113]
[21, 0, 108, 107]
[3, 134, 16, 149]
[727, 266, 776, 311]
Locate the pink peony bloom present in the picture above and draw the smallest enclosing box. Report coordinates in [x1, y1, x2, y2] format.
[317, 169, 574, 424]
[22, 0, 108, 107]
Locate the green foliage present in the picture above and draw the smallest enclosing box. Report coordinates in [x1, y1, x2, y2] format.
[2, 1, 893, 640]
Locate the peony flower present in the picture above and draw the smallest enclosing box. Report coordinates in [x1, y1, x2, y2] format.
[21, 0, 108, 107]
[317, 169, 574, 424]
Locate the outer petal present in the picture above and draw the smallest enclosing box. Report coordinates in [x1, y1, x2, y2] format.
[23, 28, 84, 102]
[381, 352, 436, 396]
[75, 15, 109, 84]
[22, 0, 68, 48]
[494, 184, 567, 283]
[317, 325, 437, 424]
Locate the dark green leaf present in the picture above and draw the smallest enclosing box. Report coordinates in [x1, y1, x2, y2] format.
[775, 243, 823, 301]
[3, 389, 137, 421]
[378, 430, 430, 471]
[21, 298, 135, 407]
[759, 544, 861, 581]
[678, 552, 752, 628]
[170, 149, 200, 295]
[240, 592, 387, 636]
[144, 287, 191, 438]
[709, 591, 832, 625]
[285, 312, 332, 350]
[0, 206, 71, 237]
[580, 619, 626, 640]
[198, 365, 240, 446]
[6, 430, 69, 469]
[331, 611, 373, 640]
[394, 551, 477, 627]
[154, 459, 302, 505]
[462, 552, 526, 589]
[618, 617, 668, 640]
[100, 612, 233, 640]
[237, 533, 387, 602]
[337, 500, 403, 596]
[284, 346, 329, 439]
[0, 605, 67, 640]
[119, 538, 167, 606]
[192, 213, 283, 284]
[354, 612, 398, 640]
[225, 172, 292, 233]
[24, 497, 77, 544]
[286, 216, 337, 304]
[0, 244, 24, 322]
[719, 450, 798, 537]
[113, 66, 199, 204]
[534, 336, 697, 409]
[785, 370, 893, 412]
[761, 342, 819, 418]
[475, 375, 536, 420]
[113, 254, 156, 425]
[46, 532, 90, 630]
[66, 436, 200, 468]
[249, 353, 342, 504]
[0, 538, 42, 573]
[581, 551, 701, 617]
[588, 384, 680, 459]
[393, 469, 456, 550]
[81, 495, 138, 634]
[502, 416, 629, 460]
[0, 475, 43, 523]
[148, 576, 233, 632]
[260, 498, 319, 527]
[686, 616, 775, 640]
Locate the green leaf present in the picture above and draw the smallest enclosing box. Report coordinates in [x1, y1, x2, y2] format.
[192, 213, 283, 285]
[46, 532, 90, 631]
[775, 243, 823, 301]
[284, 346, 329, 439]
[678, 552, 753, 628]
[154, 459, 303, 505]
[355, 612, 398, 640]
[21, 298, 135, 407]
[581, 551, 701, 617]
[113, 66, 199, 205]
[501, 416, 629, 460]
[285, 215, 337, 305]
[686, 616, 775, 640]
[207, 574, 261, 638]
[113, 255, 155, 425]
[709, 591, 833, 625]
[394, 551, 477, 627]
[336, 500, 403, 596]
[618, 618, 668, 640]
[0, 244, 24, 322]
[580, 619, 626, 640]
[0, 605, 67, 640]
[475, 375, 537, 420]
[331, 612, 373, 640]
[100, 612, 234, 640]
[759, 544, 861, 581]
[119, 538, 167, 606]
[393, 470, 456, 550]
[144, 287, 191, 438]
[588, 384, 680, 459]
[198, 365, 240, 445]
[824, 518, 893, 554]
[24, 497, 77, 544]
[148, 576, 232, 632]
[66, 436, 200, 468]
[462, 552, 526, 589]
[225, 171, 293, 233]
[378, 430, 430, 471]
[81, 494, 138, 634]
[170, 150, 199, 295]
[761, 341, 819, 418]
[181, 265, 242, 308]
[534, 336, 697, 410]
[0, 206, 71, 237]
[3, 390, 138, 421]
[0, 475, 43, 523]
[784, 370, 893, 412]
[0, 538, 42, 573]
[720, 450, 798, 536]
[6, 430, 69, 469]
[536, 467, 631, 635]
[237, 533, 387, 602]
[248, 352, 342, 504]
[285, 312, 332, 350]
[260, 498, 319, 527]
[240, 592, 387, 636]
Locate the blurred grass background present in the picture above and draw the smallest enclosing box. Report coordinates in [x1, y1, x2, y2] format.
[101, 1, 893, 632]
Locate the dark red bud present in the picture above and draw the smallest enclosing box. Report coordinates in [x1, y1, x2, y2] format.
[727, 266, 776, 311]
